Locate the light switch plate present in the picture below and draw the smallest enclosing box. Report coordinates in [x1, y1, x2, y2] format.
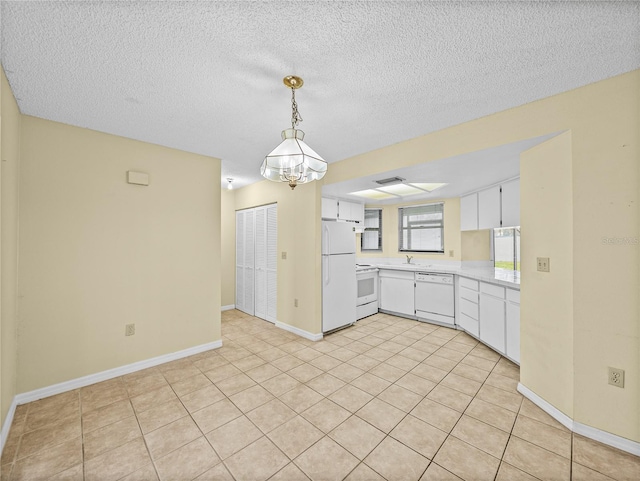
[537, 257, 550, 272]
[127, 171, 150, 186]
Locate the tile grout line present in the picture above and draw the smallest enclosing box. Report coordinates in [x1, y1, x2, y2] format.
[12, 312, 625, 481]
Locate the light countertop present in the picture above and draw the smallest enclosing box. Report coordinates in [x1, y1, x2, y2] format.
[367, 263, 520, 289]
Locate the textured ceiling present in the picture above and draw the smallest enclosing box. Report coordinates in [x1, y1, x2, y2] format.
[1, 1, 639, 189]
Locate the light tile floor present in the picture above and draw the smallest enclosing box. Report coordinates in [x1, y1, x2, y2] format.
[2, 310, 639, 480]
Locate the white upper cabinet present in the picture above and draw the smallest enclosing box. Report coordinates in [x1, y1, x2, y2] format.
[478, 185, 502, 229]
[322, 198, 364, 223]
[460, 193, 479, 231]
[337, 200, 364, 223]
[501, 178, 520, 227]
[462, 178, 520, 231]
[321, 198, 338, 220]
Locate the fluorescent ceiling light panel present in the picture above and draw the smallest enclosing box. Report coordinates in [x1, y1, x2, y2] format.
[409, 182, 448, 192]
[377, 184, 425, 196]
[350, 189, 397, 199]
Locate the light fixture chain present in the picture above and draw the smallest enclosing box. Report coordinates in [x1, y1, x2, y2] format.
[290, 88, 303, 128]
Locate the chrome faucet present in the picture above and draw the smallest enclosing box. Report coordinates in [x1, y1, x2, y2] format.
[406, 255, 413, 264]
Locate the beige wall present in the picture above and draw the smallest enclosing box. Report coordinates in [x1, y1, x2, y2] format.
[357, 199, 461, 261]
[520, 131, 574, 417]
[233, 180, 322, 335]
[17, 116, 221, 393]
[221, 189, 236, 307]
[570, 76, 639, 438]
[1, 69, 20, 423]
[322, 70, 639, 442]
[461, 230, 492, 261]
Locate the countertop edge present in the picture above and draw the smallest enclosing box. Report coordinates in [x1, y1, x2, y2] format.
[372, 264, 520, 289]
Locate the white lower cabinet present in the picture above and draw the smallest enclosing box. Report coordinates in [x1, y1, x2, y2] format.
[479, 290, 506, 353]
[464, 281, 520, 364]
[379, 270, 415, 317]
[506, 289, 521, 363]
[457, 277, 480, 337]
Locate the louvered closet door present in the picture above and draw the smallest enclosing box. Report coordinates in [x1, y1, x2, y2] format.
[265, 205, 278, 322]
[235, 211, 245, 312]
[236, 204, 277, 321]
[254, 207, 267, 320]
[243, 209, 255, 315]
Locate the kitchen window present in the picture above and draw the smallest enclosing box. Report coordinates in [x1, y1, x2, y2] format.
[361, 209, 382, 251]
[398, 203, 444, 253]
[494, 227, 520, 271]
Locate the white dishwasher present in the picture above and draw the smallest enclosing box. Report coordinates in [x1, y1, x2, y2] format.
[415, 272, 455, 327]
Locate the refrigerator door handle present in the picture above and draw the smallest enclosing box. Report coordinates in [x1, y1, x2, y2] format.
[323, 224, 331, 256]
[324, 256, 331, 286]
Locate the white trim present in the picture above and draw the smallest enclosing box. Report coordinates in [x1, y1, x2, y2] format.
[574, 421, 640, 457]
[0, 398, 18, 455]
[221, 304, 235, 311]
[15, 340, 223, 406]
[517, 383, 574, 431]
[275, 321, 323, 342]
[0, 339, 222, 458]
[518, 383, 640, 456]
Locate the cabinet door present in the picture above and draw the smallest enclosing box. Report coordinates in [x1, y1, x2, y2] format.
[380, 277, 415, 316]
[501, 179, 520, 227]
[479, 294, 505, 353]
[506, 301, 520, 364]
[351, 202, 364, 224]
[460, 193, 478, 231]
[458, 313, 479, 337]
[478, 186, 501, 229]
[338, 200, 353, 221]
[322, 198, 338, 220]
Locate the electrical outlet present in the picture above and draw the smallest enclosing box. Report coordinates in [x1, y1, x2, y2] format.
[281, 251, 287, 260]
[608, 367, 625, 388]
[125, 324, 135, 336]
[294, 298, 298, 307]
[537, 257, 550, 272]
[449, 250, 454, 257]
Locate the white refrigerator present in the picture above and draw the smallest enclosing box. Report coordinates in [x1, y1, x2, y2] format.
[322, 221, 357, 332]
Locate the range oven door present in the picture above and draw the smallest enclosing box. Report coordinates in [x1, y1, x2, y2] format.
[357, 271, 378, 306]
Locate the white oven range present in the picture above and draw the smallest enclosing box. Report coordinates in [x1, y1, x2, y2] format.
[356, 265, 379, 320]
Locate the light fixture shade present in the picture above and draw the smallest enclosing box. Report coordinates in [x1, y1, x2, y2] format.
[261, 129, 327, 188]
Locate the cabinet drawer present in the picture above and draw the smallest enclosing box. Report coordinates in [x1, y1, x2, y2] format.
[459, 277, 479, 291]
[507, 288, 520, 304]
[480, 282, 505, 299]
[379, 269, 415, 281]
[460, 286, 479, 303]
[460, 298, 479, 320]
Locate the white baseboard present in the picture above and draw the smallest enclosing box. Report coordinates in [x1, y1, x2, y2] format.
[573, 421, 640, 456]
[518, 383, 640, 456]
[517, 383, 574, 431]
[1, 339, 222, 457]
[275, 321, 323, 342]
[0, 398, 18, 455]
[221, 304, 235, 311]
[15, 340, 223, 406]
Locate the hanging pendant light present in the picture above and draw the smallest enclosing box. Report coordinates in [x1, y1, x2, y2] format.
[260, 76, 327, 190]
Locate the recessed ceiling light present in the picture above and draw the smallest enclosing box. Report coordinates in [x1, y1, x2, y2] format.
[409, 182, 448, 192]
[376, 184, 425, 196]
[350, 189, 398, 199]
